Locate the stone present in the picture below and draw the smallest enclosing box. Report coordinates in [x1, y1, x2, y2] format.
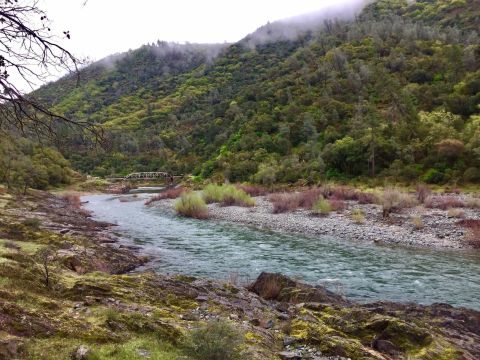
[278, 351, 302, 360]
[283, 336, 297, 346]
[137, 348, 151, 358]
[72, 345, 90, 360]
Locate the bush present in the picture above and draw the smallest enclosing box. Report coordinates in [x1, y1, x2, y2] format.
[175, 192, 208, 219]
[422, 169, 445, 184]
[22, 218, 41, 229]
[351, 208, 365, 224]
[425, 196, 465, 210]
[145, 187, 185, 205]
[411, 216, 424, 230]
[330, 186, 358, 201]
[183, 319, 245, 360]
[381, 189, 417, 218]
[312, 198, 331, 216]
[269, 193, 300, 213]
[297, 188, 322, 209]
[356, 191, 378, 204]
[203, 184, 255, 207]
[235, 183, 268, 197]
[329, 199, 347, 212]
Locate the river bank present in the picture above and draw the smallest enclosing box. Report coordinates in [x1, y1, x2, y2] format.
[149, 192, 480, 249]
[1, 189, 480, 359]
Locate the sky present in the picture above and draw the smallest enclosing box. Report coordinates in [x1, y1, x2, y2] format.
[41, 0, 361, 61]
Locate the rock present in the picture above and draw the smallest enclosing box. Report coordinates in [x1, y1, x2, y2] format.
[195, 295, 209, 302]
[263, 319, 274, 329]
[372, 339, 398, 354]
[278, 313, 290, 321]
[283, 336, 297, 346]
[278, 351, 302, 360]
[137, 348, 151, 358]
[72, 345, 90, 360]
[60, 228, 70, 234]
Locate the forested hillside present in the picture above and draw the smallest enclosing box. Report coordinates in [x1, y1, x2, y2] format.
[35, 0, 480, 185]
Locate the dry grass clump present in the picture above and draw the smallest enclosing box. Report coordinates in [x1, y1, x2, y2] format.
[466, 198, 480, 209]
[447, 208, 465, 218]
[174, 192, 208, 219]
[312, 198, 331, 216]
[351, 208, 365, 224]
[269, 193, 300, 213]
[145, 187, 185, 205]
[415, 184, 431, 204]
[63, 193, 82, 209]
[411, 216, 424, 230]
[456, 219, 480, 248]
[425, 196, 466, 210]
[235, 184, 268, 197]
[380, 189, 417, 218]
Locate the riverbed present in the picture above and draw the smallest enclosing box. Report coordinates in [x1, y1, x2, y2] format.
[83, 193, 480, 310]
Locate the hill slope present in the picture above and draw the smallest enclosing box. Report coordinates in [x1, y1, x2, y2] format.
[35, 0, 480, 185]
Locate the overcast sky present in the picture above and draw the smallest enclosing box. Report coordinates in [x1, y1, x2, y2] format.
[41, 0, 359, 61]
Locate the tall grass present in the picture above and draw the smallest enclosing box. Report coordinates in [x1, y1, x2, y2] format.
[202, 184, 255, 207]
[380, 189, 417, 218]
[63, 193, 82, 209]
[175, 192, 208, 219]
[424, 196, 466, 210]
[235, 184, 268, 197]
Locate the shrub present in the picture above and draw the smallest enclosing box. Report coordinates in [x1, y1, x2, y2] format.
[351, 208, 365, 224]
[415, 184, 431, 204]
[412, 216, 424, 230]
[356, 191, 378, 204]
[175, 192, 208, 219]
[145, 187, 185, 205]
[235, 184, 268, 197]
[183, 319, 245, 360]
[297, 188, 322, 209]
[330, 186, 358, 201]
[422, 168, 445, 184]
[269, 193, 300, 213]
[381, 189, 417, 218]
[425, 196, 465, 210]
[329, 199, 347, 212]
[447, 208, 465, 218]
[312, 198, 331, 216]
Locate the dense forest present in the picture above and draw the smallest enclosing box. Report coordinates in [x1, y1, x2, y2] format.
[32, 0, 480, 186]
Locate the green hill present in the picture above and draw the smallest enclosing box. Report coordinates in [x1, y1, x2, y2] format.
[35, 0, 480, 185]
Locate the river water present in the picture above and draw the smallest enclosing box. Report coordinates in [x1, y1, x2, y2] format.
[83, 193, 480, 310]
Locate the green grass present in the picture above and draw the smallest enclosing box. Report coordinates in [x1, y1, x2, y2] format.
[25, 337, 180, 360]
[202, 184, 255, 207]
[174, 192, 208, 219]
[312, 199, 331, 216]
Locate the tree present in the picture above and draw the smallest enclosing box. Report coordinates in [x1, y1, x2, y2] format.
[0, 0, 98, 138]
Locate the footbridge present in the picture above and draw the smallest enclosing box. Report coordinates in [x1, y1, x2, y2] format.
[107, 171, 180, 182]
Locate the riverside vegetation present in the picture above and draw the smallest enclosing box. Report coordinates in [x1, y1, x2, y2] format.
[0, 187, 480, 360]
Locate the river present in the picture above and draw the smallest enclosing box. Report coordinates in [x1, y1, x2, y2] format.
[83, 193, 480, 310]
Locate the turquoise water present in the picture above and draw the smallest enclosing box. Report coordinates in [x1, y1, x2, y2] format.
[83, 194, 480, 310]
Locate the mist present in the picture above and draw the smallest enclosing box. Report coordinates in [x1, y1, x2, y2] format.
[243, 0, 372, 47]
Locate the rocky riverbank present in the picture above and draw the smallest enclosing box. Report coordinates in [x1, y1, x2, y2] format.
[1, 189, 480, 359]
[151, 194, 479, 249]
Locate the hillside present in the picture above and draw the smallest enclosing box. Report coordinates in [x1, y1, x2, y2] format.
[35, 0, 480, 185]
